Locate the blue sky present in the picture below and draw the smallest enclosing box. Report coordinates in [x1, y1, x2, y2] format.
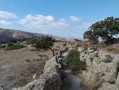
[0, 0, 119, 39]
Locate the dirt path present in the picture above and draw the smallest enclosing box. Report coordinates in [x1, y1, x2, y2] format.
[63, 69, 83, 90]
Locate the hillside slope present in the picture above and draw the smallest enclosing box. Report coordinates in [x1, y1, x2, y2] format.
[0, 28, 46, 41]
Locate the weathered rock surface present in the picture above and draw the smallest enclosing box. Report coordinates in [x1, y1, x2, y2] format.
[78, 47, 87, 53]
[12, 57, 62, 90]
[78, 47, 119, 90]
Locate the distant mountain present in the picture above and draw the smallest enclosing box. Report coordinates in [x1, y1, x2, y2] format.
[0, 28, 65, 41]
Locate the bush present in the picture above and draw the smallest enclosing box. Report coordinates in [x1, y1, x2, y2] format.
[66, 49, 86, 72]
[8, 43, 14, 47]
[0, 45, 6, 48]
[27, 38, 38, 45]
[35, 36, 55, 56]
[5, 45, 25, 51]
[0, 41, 6, 44]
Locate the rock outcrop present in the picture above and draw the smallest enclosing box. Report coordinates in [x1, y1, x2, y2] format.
[78, 47, 119, 90]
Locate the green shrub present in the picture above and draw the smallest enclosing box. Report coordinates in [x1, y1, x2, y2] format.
[8, 43, 14, 47]
[35, 36, 55, 56]
[0, 45, 6, 48]
[5, 45, 25, 51]
[0, 41, 6, 44]
[26, 38, 38, 45]
[66, 49, 86, 72]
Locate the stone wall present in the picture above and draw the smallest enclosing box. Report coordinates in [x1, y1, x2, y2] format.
[78, 47, 119, 90]
[12, 41, 68, 90]
[12, 57, 62, 90]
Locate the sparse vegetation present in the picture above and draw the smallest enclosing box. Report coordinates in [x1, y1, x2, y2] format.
[0, 40, 6, 44]
[35, 36, 55, 56]
[0, 45, 6, 48]
[66, 49, 86, 72]
[5, 45, 25, 51]
[26, 38, 38, 45]
[8, 42, 14, 47]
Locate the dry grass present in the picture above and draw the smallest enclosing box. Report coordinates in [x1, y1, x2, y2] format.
[0, 41, 64, 89]
[12, 61, 45, 88]
[80, 40, 119, 54]
[101, 43, 119, 54]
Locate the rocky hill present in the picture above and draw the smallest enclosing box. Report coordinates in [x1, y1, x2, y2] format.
[0, 28, 45, 41]
[0, 28, 64, 42]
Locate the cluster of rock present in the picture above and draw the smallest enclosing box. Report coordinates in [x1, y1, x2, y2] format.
[0, 85, 3, 90]
[12, 42, 67, 90]
[78, 47, 119, 90]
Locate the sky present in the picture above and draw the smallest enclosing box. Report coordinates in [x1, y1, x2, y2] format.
[0, 0, 119, 39]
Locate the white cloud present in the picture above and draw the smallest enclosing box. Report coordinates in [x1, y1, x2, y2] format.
[77, 23, 91, 29]
[0, 10, 17, 19]
[19, 14, 69, 30]
[70, 16, 81, 22]
[59, 18, 66, 22]
[0, 20, 12, 25]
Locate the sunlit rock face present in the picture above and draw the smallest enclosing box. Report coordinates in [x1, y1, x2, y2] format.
[78, 47, 119, 90]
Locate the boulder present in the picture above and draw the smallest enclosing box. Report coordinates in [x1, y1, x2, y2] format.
[57, 58, 63, 64]
[93, 57, 100, 73]
[101, 62, 117, 83]
[87, 48, 97, 53]
[89, 51, 98, 59]
[68, 47, 73, 51]
[0, 85, 3, 90]
[56, 51, 62, 56]
[74, 42, 80, 47]
[78, 47, 87, 53]
[86, 56, 93, 66]
[113, 55, 119, 68]
[98, 83, 118, 90]
[101, 73, 116, 83]
[100, 55, 112, 63]
[80, 56, 85, 61]
[107, 84, 118, 90]
[98, 62, 107, 74]
[84, 53, 89, 60]
[116, 73, 119, 88]
[80, 52, 86, 57]
[62, 47, 68, 53]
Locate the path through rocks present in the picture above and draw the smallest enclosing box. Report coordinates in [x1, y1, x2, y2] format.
[61, 53, 83, 90]
[62, 68, 83, 90]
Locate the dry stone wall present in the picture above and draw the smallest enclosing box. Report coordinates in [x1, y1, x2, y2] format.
[12, 42, 68, 90]
[78, 47, 119, 90]
[12, 57, 62, 90]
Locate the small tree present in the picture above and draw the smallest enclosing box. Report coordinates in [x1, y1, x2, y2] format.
[83, 17, 119, 45]
[35, 36, 55, 56]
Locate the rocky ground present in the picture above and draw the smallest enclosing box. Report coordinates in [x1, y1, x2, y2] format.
[0, 41, 64, 90]
[1, 39, 119, 90]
